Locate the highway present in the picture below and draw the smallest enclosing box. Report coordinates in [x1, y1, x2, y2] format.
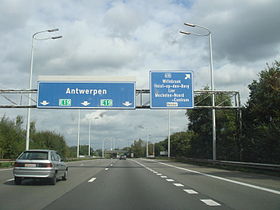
[0, 158, 280, 210]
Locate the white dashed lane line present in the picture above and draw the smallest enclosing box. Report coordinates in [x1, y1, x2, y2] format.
[183, 189, 198, 194]
[173, 183, 184, 187]
[200, 199, 221, 206]
[132, 159, 223, 208]
[88, 177, 96, 183]
[105, 168, 109, 171]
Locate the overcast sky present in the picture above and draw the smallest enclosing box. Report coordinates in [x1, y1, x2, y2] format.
[1, 0, 280, 150]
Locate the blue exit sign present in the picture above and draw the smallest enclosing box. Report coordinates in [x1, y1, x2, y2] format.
[150, 71, 194, 109]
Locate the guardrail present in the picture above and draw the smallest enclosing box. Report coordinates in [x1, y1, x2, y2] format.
[174, 157, 280, 173]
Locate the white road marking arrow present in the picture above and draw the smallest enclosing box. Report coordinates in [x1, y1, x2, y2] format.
[123, 101, 132, 106]
[40, 100, 49, 106]
[185, 74, 191, 79]
[81, 101, 90, 106]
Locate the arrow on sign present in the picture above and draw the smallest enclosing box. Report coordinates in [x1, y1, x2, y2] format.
[40, 100, 49, 106]
[185, 74, 191, 79]
[123, 101, 132, 106]
[81, 101, 90, 106]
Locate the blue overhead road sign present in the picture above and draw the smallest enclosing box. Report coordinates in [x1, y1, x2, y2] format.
[150, 71, 194, 109]
[37, 82, 135, 109]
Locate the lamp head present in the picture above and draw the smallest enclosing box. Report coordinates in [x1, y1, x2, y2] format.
[184, 23, 196, 27]
[48, 28, 59, 32]
[179, 31, 191, 35]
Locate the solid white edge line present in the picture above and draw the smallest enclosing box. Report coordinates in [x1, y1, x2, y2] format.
[6, 178, 14, 182]
[88, 177, 96, 183]
[200, 199, 221, 206]
[157, 161, 280, 195]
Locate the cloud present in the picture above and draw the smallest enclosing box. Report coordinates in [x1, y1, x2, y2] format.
[188, 0, 280, 63]
[0, 0, 279, 149]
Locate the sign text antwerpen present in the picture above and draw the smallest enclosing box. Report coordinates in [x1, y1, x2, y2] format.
[37, 82, 135, 109]
[150, 71, 194, 109]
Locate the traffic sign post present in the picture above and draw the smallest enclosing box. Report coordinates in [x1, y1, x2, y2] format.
[150, 71, 194, 109]
[37, 82, 135, 109]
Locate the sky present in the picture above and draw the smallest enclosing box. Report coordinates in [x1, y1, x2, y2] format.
[1, 0, 280, 150]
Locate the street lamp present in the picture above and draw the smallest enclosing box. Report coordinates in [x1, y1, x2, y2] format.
[26, 29, 62, 151]
[180, 23, 217, 160]
[89, 116, 99, 156]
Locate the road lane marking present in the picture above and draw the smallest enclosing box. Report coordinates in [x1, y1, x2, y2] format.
[166, 179, 174, 182]
[6, 178, 14, 182]
[105, 168, 109, 171]
[183, 189, 198, 194]
[200, 199, 221, 206]
[161, 176, 167, 178]
[88, 177, 96, 183]
[156, 173, 162, 176]
[110, 164, 113, 166]
[173, 183, 184, 187]
[157, 161, 280, 195]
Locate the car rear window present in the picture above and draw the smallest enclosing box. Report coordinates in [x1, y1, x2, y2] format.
[18, 151, 49, 160]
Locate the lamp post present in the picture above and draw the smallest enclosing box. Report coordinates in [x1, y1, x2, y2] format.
[180, 23, 217, 160]
[26, 29, 62, 151]
[77, 109, 81, 158]
[88, 116, 99, 157]
[168, 110, 171, 158]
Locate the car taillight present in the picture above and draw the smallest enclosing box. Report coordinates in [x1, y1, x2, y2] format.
[38, 163, 53, 168]
[14, 162, 25, 167]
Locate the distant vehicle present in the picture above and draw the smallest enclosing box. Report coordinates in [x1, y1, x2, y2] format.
[13, 149, 68, 185]
[119, 155, 126, 160]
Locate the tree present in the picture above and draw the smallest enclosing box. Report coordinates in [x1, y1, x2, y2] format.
[169, 131, 193, 157]
[0, 116, 25, 159]
[242, 61, 280, 163]
[186, 88, 239, 160]
[31, 131, 69, 158]
[130, 139, 146, 157]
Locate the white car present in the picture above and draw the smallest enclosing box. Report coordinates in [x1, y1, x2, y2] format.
[13, 149, 68, 185]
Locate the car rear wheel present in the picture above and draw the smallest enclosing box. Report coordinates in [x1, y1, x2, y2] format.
[14, 177, 22, 185]
[62, 170, 68, 181]
[49, 173, 57, 185]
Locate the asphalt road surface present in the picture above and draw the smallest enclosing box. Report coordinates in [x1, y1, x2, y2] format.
[0, 158, 279, 210]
